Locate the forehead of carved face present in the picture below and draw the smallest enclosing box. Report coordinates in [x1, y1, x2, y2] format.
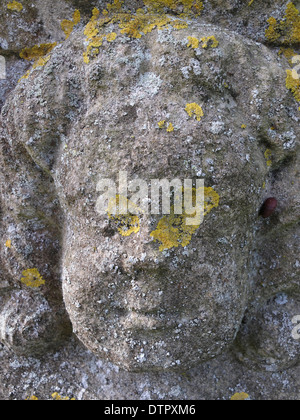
[9, 16, 299, 371]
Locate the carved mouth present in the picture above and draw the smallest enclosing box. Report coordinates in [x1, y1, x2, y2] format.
[107, 306, 180, 332]
[119, 311, 165, 330]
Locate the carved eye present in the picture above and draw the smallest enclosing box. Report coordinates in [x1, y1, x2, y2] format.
[260, 197, 278, 218]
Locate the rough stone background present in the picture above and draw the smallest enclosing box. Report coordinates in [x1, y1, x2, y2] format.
[0, 0, 299, 400]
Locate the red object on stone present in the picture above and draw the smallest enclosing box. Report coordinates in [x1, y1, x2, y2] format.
[260, 198, 278, 218]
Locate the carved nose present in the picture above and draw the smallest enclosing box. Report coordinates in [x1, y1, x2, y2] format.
[122, 279, 165, 313]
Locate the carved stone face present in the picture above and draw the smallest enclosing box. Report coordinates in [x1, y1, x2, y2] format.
[56, 22, 297, 370]
[0, 11, 299, 371]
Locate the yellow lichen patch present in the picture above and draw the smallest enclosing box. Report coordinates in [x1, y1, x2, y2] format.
[230, 392, 250, 401]
[20, 43, 57, 61]
[26, 396, 39, 401]
[83, 6, 121, 63]
[119, 8, 172, 39]
[201, 35, 219, 49]
[113, 213, 140, 237]
[83, 54, 89, 64]
[158, 120, 174, 131]
[150, 212, 200, 251]
[204, 187, 220, 216]
[32, 55, 51, 69]
[170, 19, 189, 30]
[19, 71, 31, 82]
[265, 2, 300, 44]
[284, 2, 300, 43]
[265, 17, 281, 43]
[185, 103, 204, 122]
[19, 55, 51, 81]
[19, 43, 56, 82]
[73, 9, 81, 25]
[61, 10, 81, 39]
[264, 149, 272, 167]
[241, 124, 247, 129]
[83, 34, 106, 63]
[21, 268, 45, 288]
[106, 32, 118, 42]
[83, 1, 192, 63]
[187, 36, 199, 49]
[84, 7, 101, 40]
[143, 0, 203, 17]
[61, 20, 76, 39]
[107, 195, 141, 237]
[51, 393, 76, 401]
[278, 47, 297, 65]
[151, 187, 219, 251]
[5, 239, 12, 248]
[166, 122, 175, 132]
[7, 1, 23, 12]
[286, 69, 300, 102]
[106, 0, 124, 13]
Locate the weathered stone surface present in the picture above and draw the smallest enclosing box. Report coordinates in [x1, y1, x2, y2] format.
[235, 294, 300, 372]
[0, 0, 299, 400]
[0, 289, 70, 357]
[1, 337, 300, 400]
